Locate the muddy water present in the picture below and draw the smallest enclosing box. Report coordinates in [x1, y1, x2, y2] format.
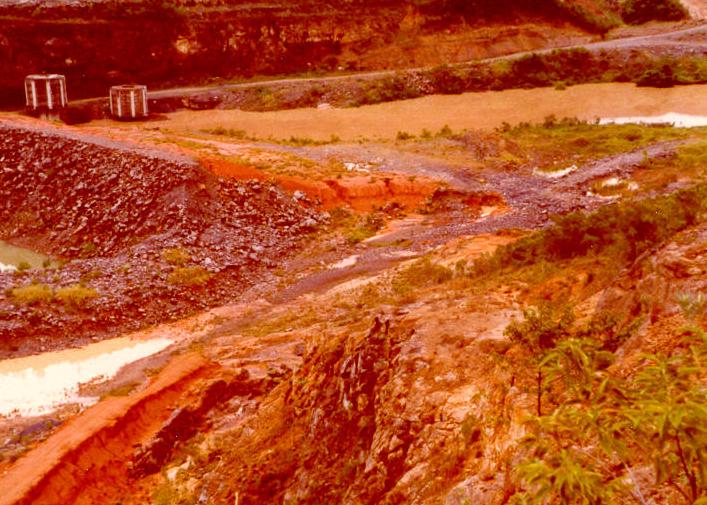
[157, 83, 707, 140]
[600, 112, 707, 128]
[0, 337, 173, 417]
[0, 240, 51, 272]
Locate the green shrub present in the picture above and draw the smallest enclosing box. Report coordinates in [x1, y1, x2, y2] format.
[55, 284, 99, 309]
[9, 284, 54, 305]
[637, 64, 678, 88]
[512, 325, 707, 504]
[472, 184, 706, 276]
[168, 266, 212, 287]
[430, 64, 466, 94]
[550, 0, 621, 34]
[622, 0, 688, 24]
[504, 304, 575, 415]
[391, 258, 453, 298]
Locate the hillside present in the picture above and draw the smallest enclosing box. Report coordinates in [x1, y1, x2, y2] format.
[0, 0, 622, 107]
[0, 1, 704, 504]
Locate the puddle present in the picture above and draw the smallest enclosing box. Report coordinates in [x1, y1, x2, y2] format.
[330, 255, 359, 269]
[534, 164, 578, 178]
[0, 240, 52, 271]
[0, 263, 16, 273]
[0, 337, 173, 417]
[600, 113, 707, 128]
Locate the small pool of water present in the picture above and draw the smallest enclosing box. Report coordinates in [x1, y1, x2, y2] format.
[0, 337, 173, 418]
[0, 240, 52, 272]
[600, 113, 707, 128]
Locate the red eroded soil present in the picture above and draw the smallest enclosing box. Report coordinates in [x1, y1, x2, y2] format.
[0, 353, 215, 505]
[200, 156, 439, 211]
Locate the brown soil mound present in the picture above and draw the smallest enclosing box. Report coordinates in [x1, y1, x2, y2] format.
[201, 156, 439, 211]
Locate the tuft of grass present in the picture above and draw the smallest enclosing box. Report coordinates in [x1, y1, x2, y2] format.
[162, 247, 191, 266]
[396, 131, 415, 141]
[9, 284, 54, 306]
[55, 284, 99, 310]
[437, 124, 454, 137]
[16, 261, 31, 272]
[168, 266, 212, 287]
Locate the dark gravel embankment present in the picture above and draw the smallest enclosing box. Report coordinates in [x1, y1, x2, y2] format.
[0, 121, 325, 357]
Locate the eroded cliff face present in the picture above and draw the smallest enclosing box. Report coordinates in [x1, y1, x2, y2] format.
[0, 0, 610, 107]
[142, 222, 706, 505]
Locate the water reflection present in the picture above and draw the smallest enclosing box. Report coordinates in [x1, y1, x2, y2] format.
[0, 240, 51, 270]
[600, 113, 707, 128]
[0, 337, 173, 417]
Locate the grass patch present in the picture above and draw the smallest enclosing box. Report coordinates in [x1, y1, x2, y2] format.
[200, 127, 254, 140]
[499, 117, 691, 172]
[8, 283, 54, 306]
[391, 258, 453, 302]
[55, 284, 99, 310]
[162, 247, 191, 266]
[168, 266, 212, 287]
[101, 382, 139, 399]
[472, 184, 707, 277]
[281, 134, 341, 146]
[331, 210, 386, 245]
[241, 307, 321, 338]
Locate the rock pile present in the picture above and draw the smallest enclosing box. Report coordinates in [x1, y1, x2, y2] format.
[0, 123, 320, 259]
[0, 122, 325, 356]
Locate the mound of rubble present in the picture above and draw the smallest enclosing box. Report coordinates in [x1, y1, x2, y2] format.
[0, 123, 319, 258]
[0, 122, 325, 357]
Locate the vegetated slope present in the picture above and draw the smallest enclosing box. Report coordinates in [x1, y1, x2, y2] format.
[135, 186, 706, 505]
[0, 120, 324, 356]
[0, 0, 620, 107]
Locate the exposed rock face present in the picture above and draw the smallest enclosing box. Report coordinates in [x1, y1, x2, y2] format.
[0, 121, 324, 356]
[153, 219, 707, 505]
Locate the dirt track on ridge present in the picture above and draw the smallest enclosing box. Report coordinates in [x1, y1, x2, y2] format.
[146, 23, 707, 101]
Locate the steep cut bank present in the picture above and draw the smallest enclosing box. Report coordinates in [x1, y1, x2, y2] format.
[139, 206, 706, 505]
[0, 0, 617, 107]
[0, 120, 324, 357]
